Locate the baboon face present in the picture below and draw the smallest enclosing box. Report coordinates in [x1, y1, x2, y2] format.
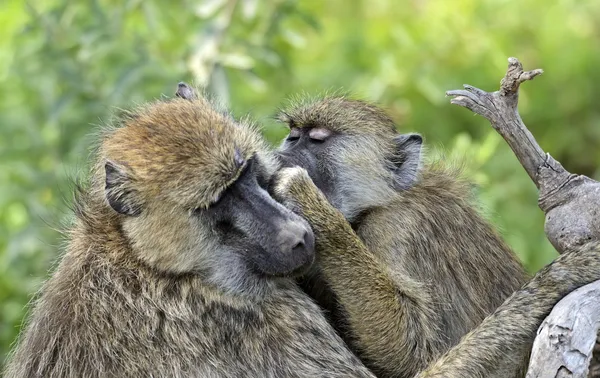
[194, 153, 315, 278]
[276, 97, 423, 220]
[101, 90, 314, 280]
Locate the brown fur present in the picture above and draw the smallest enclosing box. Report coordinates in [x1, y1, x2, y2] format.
[416, 241, 600, 378]
[275, 97, 529, 378]
[3, 94, 376, 378]
[274, 167, 600, 378]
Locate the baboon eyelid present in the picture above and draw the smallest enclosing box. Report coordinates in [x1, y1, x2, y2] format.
[308, 128, 332, 141]
[234, 148, 245, 168]
[289, 127, 302, 138]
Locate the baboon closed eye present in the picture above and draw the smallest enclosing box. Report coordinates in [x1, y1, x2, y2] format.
[98, 83, 316, 278]
[195, 154, 315, 277]
[278, 111, 422, 220]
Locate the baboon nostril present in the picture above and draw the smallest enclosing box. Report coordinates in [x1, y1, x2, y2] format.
[291, 241, 305, 253]
[302, 229, 315, 252]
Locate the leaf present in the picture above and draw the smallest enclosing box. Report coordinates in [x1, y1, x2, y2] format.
[475, 132, 500, 165]
[241, 0, 258, 21]
[188, 32, 219, 85]
[281, 29, 306, 48]
[242, 70, 267, 92]
[209, 64, 230, 107]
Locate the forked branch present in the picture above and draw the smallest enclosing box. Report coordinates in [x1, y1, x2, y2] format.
[447, 58, 546, 187]
[446, 58, 600, 254]
[446, 57, 600, 378]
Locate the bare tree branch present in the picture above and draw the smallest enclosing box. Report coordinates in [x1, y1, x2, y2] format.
[446, 58, 600, 254]
[446, 57, 545, 186]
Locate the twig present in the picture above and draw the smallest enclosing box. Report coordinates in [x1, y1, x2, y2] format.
[446, 58, 546, 186]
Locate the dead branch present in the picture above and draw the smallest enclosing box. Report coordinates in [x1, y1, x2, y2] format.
[446, 58, 545, 186]
[446, 57, 600, 254]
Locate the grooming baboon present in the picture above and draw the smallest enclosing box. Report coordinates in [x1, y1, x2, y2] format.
[273, 96, 530, 377]
[273, 166, 600, 378]
[3, 85, 376, 378]
[5, 83, 600, 378]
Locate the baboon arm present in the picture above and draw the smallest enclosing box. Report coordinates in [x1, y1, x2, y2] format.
[274, 167, 439, 375]
[415, 243, 600, 378]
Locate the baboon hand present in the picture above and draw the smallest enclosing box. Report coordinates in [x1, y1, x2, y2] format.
[273, 167, 328, 218]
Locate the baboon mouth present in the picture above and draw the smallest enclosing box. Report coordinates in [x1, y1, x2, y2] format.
[252, 253, 315, 279]
[281, 256, 316, 277]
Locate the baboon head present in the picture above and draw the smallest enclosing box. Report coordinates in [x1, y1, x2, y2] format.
[276, 96, 423, 221]
[100, 84, 314, 292]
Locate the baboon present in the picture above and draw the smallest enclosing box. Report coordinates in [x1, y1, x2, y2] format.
[273, 96, 530, 377]
[5, 85, 599, 378]
[3, 85, 376, 378]
[273, 166, 600, 378]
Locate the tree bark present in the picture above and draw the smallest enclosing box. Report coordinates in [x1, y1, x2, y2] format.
[526, 281, 600, 378]
[445, 58, 600, 377]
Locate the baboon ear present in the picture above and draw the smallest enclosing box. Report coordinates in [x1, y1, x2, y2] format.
[105, 160, 142, 216]
[175, 82, 198, 101]
[390, 133, 423, 191]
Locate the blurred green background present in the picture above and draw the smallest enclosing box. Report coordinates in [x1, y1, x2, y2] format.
[2, 0, 600, 367]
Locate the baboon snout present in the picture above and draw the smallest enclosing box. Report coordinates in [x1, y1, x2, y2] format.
[277, 221, 314, 255]
[275, 219, 315, 274]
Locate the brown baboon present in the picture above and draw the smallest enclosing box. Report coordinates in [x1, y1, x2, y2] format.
[273, 96, 530, 377]
[273, 166, 600, 378]
[3, 85, 376, 378]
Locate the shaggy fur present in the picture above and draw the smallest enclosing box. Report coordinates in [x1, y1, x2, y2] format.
[274, 167, 600, 378]
[4, 93, 375, 378]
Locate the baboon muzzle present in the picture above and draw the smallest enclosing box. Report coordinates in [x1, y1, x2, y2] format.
[229, 168, 316, 277]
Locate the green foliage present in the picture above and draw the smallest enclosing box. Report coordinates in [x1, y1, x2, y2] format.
[2, 0, 599, 366]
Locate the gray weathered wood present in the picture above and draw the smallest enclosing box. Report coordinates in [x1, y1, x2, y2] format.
[526, 280, 600, 378]
[445, 58, 546, 187]
[446, 58, 600, 254]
